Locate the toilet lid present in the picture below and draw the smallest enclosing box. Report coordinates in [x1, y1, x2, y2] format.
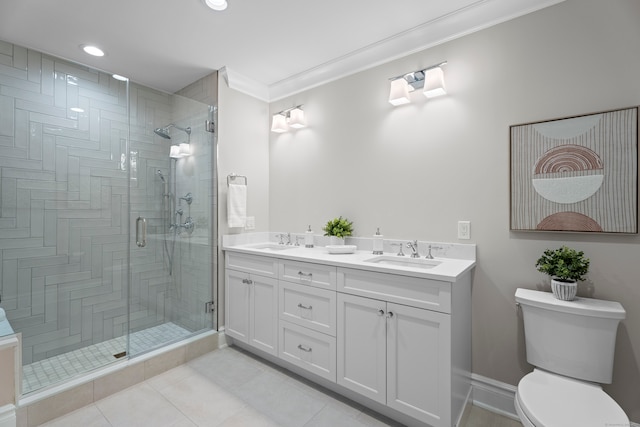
[516, 369, 629, 427]
[517, 370, 628, 427]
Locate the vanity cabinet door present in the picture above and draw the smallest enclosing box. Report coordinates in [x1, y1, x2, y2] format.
[225, 269, 250, 344]
[248, 274, 279, 356]
[337, 293, 387, 404]
[386, 302, 451, 427]
[225, 268, 278, 356]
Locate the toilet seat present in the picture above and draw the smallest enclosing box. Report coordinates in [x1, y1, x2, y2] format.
[516, 369, 628, 427]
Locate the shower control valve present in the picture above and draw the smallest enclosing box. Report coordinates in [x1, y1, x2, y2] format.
[180, 217, 195, 235]
[179, 193, 193, 205]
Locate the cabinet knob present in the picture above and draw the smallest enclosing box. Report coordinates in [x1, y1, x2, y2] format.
[377, 309, 385, 316]
[297, 271, 313, 279]
[297, 344, 312, 352]
[386, 311, 394, 319]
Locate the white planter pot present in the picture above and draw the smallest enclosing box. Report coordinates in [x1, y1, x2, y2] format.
[329, 236, 345, 246]
[551, 278, 577, 301]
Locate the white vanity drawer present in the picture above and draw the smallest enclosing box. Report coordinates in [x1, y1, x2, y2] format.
[337, 268, 451, 313]
[279, 260, 337, 290]
[225, 252, 278, 278]
[279, 281, 336, 336]
[279, 320, 336, 382]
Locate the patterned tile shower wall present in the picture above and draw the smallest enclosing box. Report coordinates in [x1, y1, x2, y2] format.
[0, 40, 200, 365]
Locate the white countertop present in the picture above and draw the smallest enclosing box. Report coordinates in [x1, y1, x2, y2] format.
[223, 233, 476, 281]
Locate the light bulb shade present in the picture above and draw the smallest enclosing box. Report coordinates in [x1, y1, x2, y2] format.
[271, 114, 288, 133]
[288, 108, 306, 129]
[179, 143, 190, 156]
[388, 78, 411, 106]
[423, 67, 446, 98]
[205, 0, 227, 10]
[169, 145, 181, 159]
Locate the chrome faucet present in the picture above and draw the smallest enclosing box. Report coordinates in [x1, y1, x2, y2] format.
[390, 242, 405, 256]
[425, 244, 443, 259]
[406, 240, 420, 258]
[276, 233, 292, 245]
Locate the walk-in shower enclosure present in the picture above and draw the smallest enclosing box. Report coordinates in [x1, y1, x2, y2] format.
[0, 40, 216, 394]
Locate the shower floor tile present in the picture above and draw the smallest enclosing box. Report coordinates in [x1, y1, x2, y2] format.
[23, 322, 191, 394]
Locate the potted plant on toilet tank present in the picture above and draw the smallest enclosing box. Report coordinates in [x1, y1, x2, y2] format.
[322, 216, 353, 245]
[535, 245, 590, 301]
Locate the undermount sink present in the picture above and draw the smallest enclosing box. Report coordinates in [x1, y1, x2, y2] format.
[364, 255, 441, 269]
[249, 243, 296, 251]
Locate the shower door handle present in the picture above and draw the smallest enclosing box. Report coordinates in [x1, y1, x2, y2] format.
[136, 217, 147, 247]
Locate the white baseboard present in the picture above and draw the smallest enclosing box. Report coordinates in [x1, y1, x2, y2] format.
[216, 329, 229, 348]
[471, 373, 519, 420]
[0, 404, 16, 427]
[471, 373, 639, 427]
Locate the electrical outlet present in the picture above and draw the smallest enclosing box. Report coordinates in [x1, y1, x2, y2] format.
[458, 221, 470, 239]
[245, 216, 255, 230]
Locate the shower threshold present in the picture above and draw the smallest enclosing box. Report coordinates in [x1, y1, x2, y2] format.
[23, 322, 191, 394]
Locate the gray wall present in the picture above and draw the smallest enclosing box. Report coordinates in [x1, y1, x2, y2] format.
[267, 0, 640, 420]
[216, 73, 270, 326]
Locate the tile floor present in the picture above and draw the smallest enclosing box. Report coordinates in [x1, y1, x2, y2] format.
[39, 346, 523, 427]
[24, 322, 191, 393]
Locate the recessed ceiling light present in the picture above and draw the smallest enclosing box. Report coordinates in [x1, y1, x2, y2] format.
[81, 45, 105, 57]
[204, 0, 227, 11]
[112, 74, 129, 82]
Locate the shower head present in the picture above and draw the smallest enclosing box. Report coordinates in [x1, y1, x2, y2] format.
[154, 127, 171, 139]
[156, 170, 166, 182]
[154, 124, 192, 139]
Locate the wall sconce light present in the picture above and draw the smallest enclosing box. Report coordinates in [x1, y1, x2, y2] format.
[423, 67, 446, 98]
[388, 61, 447, 106]
[204, 0, 228, 11]
[288, 107, 306, 129]
[179, 143, 191, 156]
[388, 79, 411, 106]
[169, 143, 191, 159]
[170, 145, 181, 159]
[271, 105, 306, 133]
[271, 113, 289, 133]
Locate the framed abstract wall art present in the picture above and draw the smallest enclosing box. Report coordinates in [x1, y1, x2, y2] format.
[510, 107, 638, 233]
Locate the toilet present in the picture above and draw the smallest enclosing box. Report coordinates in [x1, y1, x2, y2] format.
[514, 288, 629, 427]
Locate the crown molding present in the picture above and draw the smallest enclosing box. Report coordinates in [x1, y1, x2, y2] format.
[220, 66, 270, 102]
[223, 0, 565, 102]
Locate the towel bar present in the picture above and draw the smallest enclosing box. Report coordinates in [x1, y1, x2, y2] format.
[227, 173, 247, 186]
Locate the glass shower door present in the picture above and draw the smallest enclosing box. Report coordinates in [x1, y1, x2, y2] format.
[0, 43, 130, 394]
[127, 90, 215, 357]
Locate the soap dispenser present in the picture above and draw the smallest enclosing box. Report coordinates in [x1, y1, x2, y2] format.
[305, 225, 314, 248]
[372, 227, 384, 255]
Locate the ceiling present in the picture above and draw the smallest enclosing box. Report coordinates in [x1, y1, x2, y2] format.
[0, 0, 563, 101]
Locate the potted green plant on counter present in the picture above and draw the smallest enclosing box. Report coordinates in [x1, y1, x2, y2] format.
[322, 216, 353, 245]
[535, 245, 590, 301]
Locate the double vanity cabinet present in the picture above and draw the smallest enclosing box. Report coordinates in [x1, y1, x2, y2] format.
[224, 242, 474, 427]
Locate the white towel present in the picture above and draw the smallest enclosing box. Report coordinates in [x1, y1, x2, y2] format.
[227, 184, 247, 228]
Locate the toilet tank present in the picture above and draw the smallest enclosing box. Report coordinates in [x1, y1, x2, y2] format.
[515, 288, 625, 384]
